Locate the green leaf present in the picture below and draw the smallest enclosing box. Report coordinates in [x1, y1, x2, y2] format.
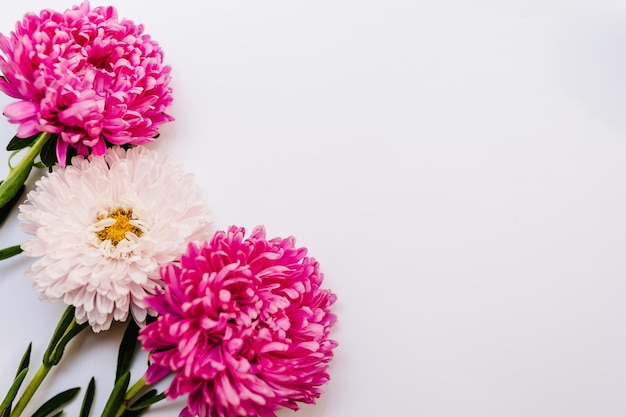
[15, 343, 31, 378]
[39, 134, 58, 168]
[43, 306, 76, 367]
[127, 391, 165, 412]
[0, 132, 50, 210]
[100, 372, 131, 417]
[123, 390, 167, 416]
[121, 408, 144, 417]
[0, 245, 23, 261]
[47, 320, 88, 366]
[0, 164, 31, 212]
[121, 409, 142, 417]
[31, 387, 80, 417]
[48, 411, 63, 417]
[78, 378, 95, 417]
[6, 133, 39, 151]
[0, 181, 23, 226]
[64, 145, 77, 167]
[116, 320, 139, 380]
[43, 306, 88, 367]
[0, 368, 28, 416]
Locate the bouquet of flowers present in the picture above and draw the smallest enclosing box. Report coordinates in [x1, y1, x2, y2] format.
[0, 2, 337, 417]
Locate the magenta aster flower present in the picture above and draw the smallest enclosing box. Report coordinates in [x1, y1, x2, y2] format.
[0, 1, 173, 165]
[139, 226, 338, 417]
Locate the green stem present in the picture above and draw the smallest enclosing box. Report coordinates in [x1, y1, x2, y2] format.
[9, 307, 86, 417]
[9, 364, 51, 417]
[44, 314, 87, 367]
[0, 245, 22, 260]
[112, 377, 147, 417]
[0, 132, 50, 209]
[124, 377, 146, 403]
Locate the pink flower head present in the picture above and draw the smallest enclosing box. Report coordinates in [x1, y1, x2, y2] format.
[0, 1, 173, 165]
[139, 226, 338, 417]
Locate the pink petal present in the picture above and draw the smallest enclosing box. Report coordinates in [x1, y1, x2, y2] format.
[4, 101, 39, 122]
[16, 119, 39, 138]
[56, 139, 69, 167]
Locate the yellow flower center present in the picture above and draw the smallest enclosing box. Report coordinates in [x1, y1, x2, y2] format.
[96, 208, 143, 246]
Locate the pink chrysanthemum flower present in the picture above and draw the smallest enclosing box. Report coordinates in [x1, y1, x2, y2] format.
[0, 1, 173, 165]
[139, 226, 338, 417]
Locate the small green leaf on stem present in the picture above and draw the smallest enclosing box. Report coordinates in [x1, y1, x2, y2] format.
[116, 321, 139, 380]
[127, 391, 166, 412]
[31, 387, 80, 417]
[47, 320, 88, 366]
[43, 306, 88, 367]
[120, 390, 157, 417]
[0, 167, 30, 212]
[0, 368, 29, 417]
[101, 372, 131, 417]
[10, 306, 86, 417]
[0, 132, 50, 210]
[78, 378, 95, 417]
[39, 135, 58, 168]
[0, 182, 24, 226]
[0, 245, 23, 261]
[43, 307, 76, 367]
[6, 134, 39, 151]
[121, 408, 144, 417]
[15, 343, 31, 378]
[120, 409, 142, 417]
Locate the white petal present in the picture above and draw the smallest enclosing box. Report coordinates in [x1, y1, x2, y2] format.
[18, 146, 214, 331]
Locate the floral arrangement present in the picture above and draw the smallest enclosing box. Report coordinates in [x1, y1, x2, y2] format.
[0, 2, 337, 417]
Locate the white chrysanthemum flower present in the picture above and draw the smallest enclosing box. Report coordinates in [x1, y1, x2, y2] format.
[18, 146, 213, 332]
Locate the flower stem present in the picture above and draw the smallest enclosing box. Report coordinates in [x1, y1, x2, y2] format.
[8, 363, 51, 417]
[9, 306, 87, 417]
[112, 377, 147, 417]
[0, 245, 22, 260]
[124, 376, 147, 403]
[0, 132, 50, 209]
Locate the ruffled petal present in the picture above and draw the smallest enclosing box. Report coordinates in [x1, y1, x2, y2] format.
[0, 2, 173, 156]
[18, 146, 213, 332]
[138, 226, 337, 417]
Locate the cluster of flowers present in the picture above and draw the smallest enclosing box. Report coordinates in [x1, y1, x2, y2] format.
[0, 2, 337, 417]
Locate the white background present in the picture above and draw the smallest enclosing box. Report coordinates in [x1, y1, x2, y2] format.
[1, 0, 626, 416]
